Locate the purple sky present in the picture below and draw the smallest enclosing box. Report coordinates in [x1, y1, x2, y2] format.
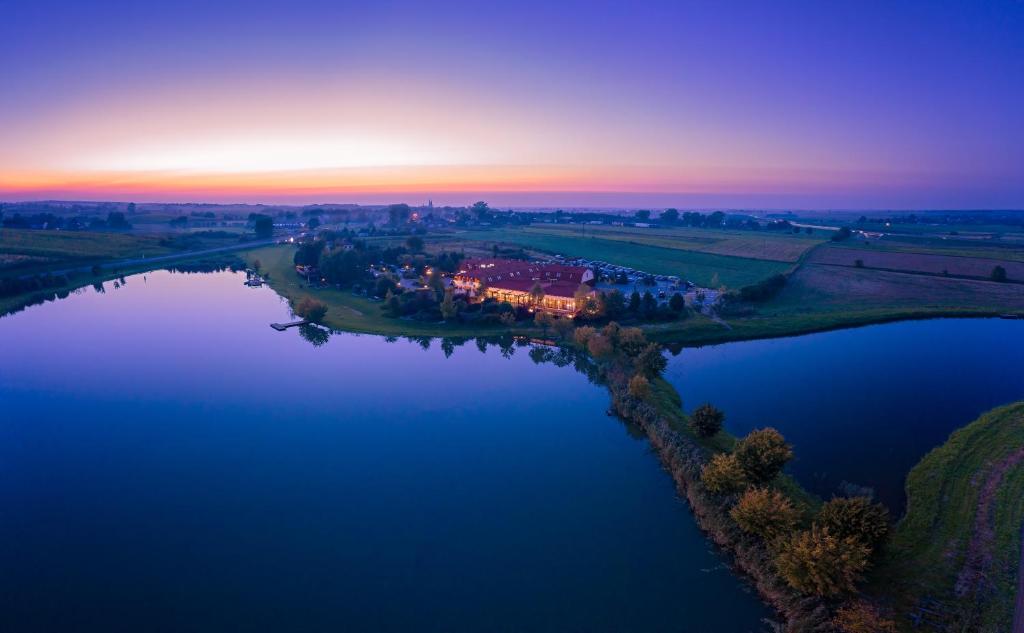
[1, 0, 1022, 208]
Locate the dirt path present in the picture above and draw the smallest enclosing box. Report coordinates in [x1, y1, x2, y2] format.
[1014, 522, 1024, 633]
[954, 446, 1024, 629]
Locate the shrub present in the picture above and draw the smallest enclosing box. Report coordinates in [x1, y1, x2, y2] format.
[817, 497, 890, 549]
[730, 487, 799, 541]
[574, 325, 597, 346]
[832, 601, 897, 633]
[628, 374, 651, 400]
[634, 343, 667, 377]
[689, 403, 725, 437]
[775, 526, 870, 597]
[701, 453, 747, 495]
[669, 292, 685, 312]
[295, 297, 328, 323]
[586, 333, 613, 358]
[734, 428, 793, 484]
[617, 327, 648, 356]
[991, 265, 1007, 282]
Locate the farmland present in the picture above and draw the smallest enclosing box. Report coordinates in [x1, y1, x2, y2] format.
[809, 244, 1024, 281]
[502, 224, 825, 262]
[446, 227, 793, 288]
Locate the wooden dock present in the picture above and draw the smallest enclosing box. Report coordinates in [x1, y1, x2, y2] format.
[270, 320, 307, 331]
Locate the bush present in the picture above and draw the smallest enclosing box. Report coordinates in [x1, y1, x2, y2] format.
[295, 297, 328, 323]
[817, 497, 889, 549]
[832, 601, 897, 633]
[617, 327, 648, 356]
[991, 265, 1007, 282]
[628, 374, 651, 400]
[586, 333, 613, 358]
[730, 488, 799, 541]
[634, 343, 667, 377]
[573, 325, 597, 346]
[775, 526, 870, 597]
[734, 428, 792, 484]
[701, 453, 747, 495]
[689, 403, 724, 437]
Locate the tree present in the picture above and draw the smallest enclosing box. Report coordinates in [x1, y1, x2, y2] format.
[295, 297, 328, 324]
[628, 373, 651, 400]
[106, 211, 130, 229]
[308, 217, 321, 230]
[634, 342, 667, 377]
[730, 488, 800, 541]
[535, 311, 554, 337]
[734, 428, 793, 484]
[660, 208, 679, 224]
[253, 214, 274, 238]
[601, 321, 621, 346]
[775, 526, 870, 597]
[499, 311, 516, 326]
[641, 291, 657, 317]
[831, 226, 852, 242]
[471, 201, 490, 220]
[701, 453, 747, 495]
[991, 265, 1007, 282]
[405, 236, 424, 252]
[832, 601, 897, 633]
[530, 281, 545, 306]
[618, 327, 647, 356]
[604, 289, 627, 319]
[690, 403, 724, 437]
[440, 289, 458, 320]
[628, 291, 641, 313]
[669, 292, 685, 312]
[387, 204, 411, 225]
[817, 497, 889, 549]
[126, 202, 136, 215]
[252, 259, 261, 272]
[553, 317, 575, 340]
[634, 209, 651, 221]
[574, 325, 596, 346]
[586, 333, 613, 358]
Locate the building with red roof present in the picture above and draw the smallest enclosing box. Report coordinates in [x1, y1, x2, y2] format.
[453, 258, 595, 315]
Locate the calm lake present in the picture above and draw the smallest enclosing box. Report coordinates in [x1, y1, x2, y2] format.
[1, 270, 769, 633]
[665, 317, 1024, 511]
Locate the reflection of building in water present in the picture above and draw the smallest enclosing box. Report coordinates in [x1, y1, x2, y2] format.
[453, 258, 595, 316]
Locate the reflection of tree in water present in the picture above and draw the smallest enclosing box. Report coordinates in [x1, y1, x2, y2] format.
[298, 323, 331, 347]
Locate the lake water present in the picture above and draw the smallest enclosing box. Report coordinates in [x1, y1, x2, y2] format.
[665, 318, 1024, 511]
[0, 270, 769, 633]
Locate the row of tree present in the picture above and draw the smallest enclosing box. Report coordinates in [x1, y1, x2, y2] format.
[693, 405, 895, 630]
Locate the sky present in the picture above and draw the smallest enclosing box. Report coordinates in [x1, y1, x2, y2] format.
[1, 0, 1022, 209]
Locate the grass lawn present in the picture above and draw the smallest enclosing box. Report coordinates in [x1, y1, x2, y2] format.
[872, 402, 1024, 632]
[448, 227, 791, 288]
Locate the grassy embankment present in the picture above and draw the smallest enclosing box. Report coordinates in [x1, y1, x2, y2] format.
[871, 402, 1024, 632]
[0, 228, 248, 316]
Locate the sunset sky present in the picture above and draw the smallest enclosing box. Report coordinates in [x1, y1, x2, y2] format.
[2, 0, 1022, 209]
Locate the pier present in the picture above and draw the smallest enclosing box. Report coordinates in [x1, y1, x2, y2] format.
[270, 320, 307, 331]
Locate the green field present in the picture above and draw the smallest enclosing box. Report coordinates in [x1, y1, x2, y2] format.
[448, 227, 791, 288]
[873, 402, 1024, 632]
[511, 224, 825, 262]
[0, 228, 175, 271]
